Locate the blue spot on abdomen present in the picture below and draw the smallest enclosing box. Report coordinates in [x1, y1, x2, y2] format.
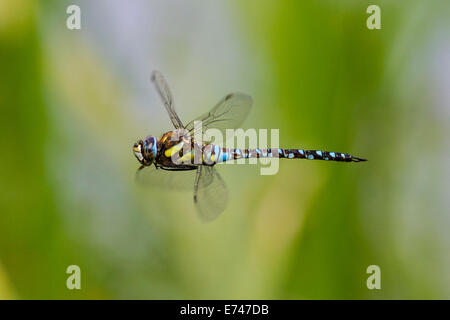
[222, 153, 229, 162]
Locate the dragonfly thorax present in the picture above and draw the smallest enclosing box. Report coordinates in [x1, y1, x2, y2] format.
[133, 136, 158, 166]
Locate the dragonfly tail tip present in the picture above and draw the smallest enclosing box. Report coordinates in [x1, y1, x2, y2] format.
[352, 156, 368, 162]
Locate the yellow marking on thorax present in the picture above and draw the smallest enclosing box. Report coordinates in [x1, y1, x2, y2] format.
[164, 142, 184, 158]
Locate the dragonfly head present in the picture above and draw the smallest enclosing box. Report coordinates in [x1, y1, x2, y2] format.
[133, 136, 158, 166]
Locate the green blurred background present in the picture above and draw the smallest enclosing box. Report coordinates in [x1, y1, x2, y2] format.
[1, 0, 450, 299]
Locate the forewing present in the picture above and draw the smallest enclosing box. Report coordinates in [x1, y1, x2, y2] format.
[151, 70, 184, 129]
[185, 93, 252, 139]
[193, 166, 229, 222]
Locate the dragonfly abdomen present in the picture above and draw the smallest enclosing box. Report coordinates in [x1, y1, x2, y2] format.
[206, 146, 367, 163]
[169, 144, 367, 165]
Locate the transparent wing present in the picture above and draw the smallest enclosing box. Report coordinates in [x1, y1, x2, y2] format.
[193, 166, 229, 222]
[185, 93, 252, 139]
[151, 70, 184, 129]
[136, 165, 198, 191]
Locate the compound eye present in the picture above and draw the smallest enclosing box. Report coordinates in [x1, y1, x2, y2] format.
[144, 137, 158, 157]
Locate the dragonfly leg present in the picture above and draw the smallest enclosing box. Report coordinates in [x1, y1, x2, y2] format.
[193, 167, 201, 203]
[159, 166, 198, 172]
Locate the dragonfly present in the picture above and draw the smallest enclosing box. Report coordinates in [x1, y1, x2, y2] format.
[133, 71, 367, 222]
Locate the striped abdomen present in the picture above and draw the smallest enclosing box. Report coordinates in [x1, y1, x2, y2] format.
[203, 146, 367, 164]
